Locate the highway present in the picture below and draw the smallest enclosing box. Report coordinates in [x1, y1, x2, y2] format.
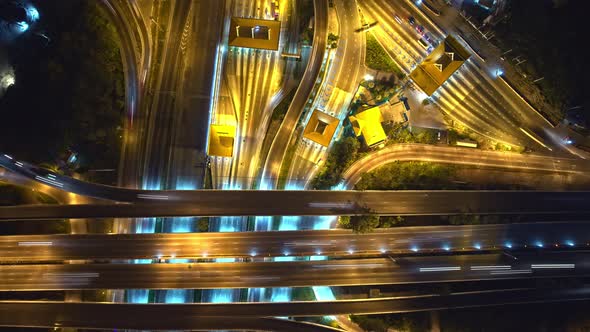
[285, 0, 366, 189]
[166, 0, 226, 192]
[341, 143, 590, 188]
[1, 253, 588, 290]
[2, 190, 590, 219]
[261, 0, 329, 189]
[0, 222, 587, 260]
[212, 0, 292, 191]
[2, 287, 590, 324]
[101, 0, 151, 189]
[0, 308, 340, 332]
[139, 0, 192, 191]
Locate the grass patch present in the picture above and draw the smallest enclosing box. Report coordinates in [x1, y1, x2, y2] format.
[365, 33, 403, 77]
[354, 161, 456, 190]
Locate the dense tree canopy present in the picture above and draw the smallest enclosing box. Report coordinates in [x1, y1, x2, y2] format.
[0, 1, 124, 170]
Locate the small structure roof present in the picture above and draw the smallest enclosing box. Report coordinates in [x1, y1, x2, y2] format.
[410, 35, 471, 96]
[349, 106, 387, 147]
[303, 109, 339, 147]
[228, 17, 281, 50]
[207, 124, 235, 157]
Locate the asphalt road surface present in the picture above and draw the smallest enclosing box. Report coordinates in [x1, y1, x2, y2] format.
[261, 0, 329, 188]
[1, 253, 587, 290]
[1, 190, 590, 219]
[1, 287, 590, 328]
[341, 143, 590, 188]
[0, 222, 587, 261]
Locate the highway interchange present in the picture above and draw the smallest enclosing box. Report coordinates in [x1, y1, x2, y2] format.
[1, 0, 590, 331]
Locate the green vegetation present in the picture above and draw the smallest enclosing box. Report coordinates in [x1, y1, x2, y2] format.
[383, 123, 438, 144]
[0, 1, 124, 177]
[351, 313, 430, 332]
[355, 161, 456, 190]
[277, 133, 299, 189]
[0, 183, 58, 206]
[0, 183, 67, 234]
[447, 128, 475, 145]
[339, 215, 403, 233]
[310, 136, 361, 189]
[198, 217, 209, 232]
[327, 33, 339, 48]
[298, 0, 315, 45]
[494, 1, 584, 119]
[358, 78, 400, 104]
[365, 33, 403, 77]
[291, 287, 316, 301]
[257, 88, 297, 188]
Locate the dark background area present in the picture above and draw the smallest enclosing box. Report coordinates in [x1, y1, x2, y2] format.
[493, 0, 585, 113]
[0, 0, 124, 170]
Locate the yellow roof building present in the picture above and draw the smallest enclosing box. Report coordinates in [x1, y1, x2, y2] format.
[303, 109, 340, 147]
[228, 17, 281, 51]
[349, 106, 387, 147]
[207, 124, 235, 157]
[410, 35, 471, 96]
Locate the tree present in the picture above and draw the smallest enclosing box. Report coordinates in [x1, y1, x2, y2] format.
[310, 136, 361, 189]
[327, 33, 339, 43]
[350, 214, 380, 233]
[198, 217, 209, 232]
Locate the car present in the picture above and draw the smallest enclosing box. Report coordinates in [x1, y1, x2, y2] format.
[407, 15, 415, 25]
[394, 15, 403, 24]
[415, 25, 425, 35]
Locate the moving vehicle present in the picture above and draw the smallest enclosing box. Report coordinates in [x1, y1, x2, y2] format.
[415, 25, 425, 35]
[407, 16, 415, 25]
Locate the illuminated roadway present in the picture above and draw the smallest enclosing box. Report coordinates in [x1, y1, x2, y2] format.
[0, 308, 340, 332]
[341, 143, 590, 188]
[261, 0, 329, 188]
[285, 0, 366, 188]
[2, 287, 590, 326]
[101, 0, 151, 189]
[1, 222, 587, 260]
[1, 253, 588, 290]
[2, 190, 590, 219]
[359, 0, 564, 151]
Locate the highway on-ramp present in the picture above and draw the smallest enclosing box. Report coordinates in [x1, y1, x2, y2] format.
[0, 222, 587, 261]
[260, 0, 329, 189]
[341, 143, 590, 188]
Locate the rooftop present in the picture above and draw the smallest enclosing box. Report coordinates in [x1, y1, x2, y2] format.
[303, 109, 340, 147]
[410, 35, 471, 96]
[349, 106, 387, 147]
[228, 17, 281, 51]
[207, 124, 235, 157]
